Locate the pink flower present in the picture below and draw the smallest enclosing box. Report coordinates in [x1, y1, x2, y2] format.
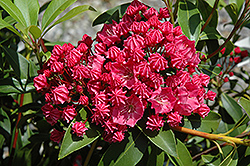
[52, 45, 63, 56]
[108, 88, 127, 106]
[241, 50, 248, 58]
[34, 74, 49, 91]
[62, 105, 77, 123]
[148, 87, 176, 114]
[79, 95, 89, 105]
[234, 47, 241, 55]
[72, 121, 88, 137]
[158, 7, 170, 20]
[206, 90, 216, 101]
[193, 103, 210, 118]
[220, 47, 226, 54]
[78, 34, 93, 48]
[148, 53, 168, 72]
[224, 77, 229, 82]
[112, 95, 144, 127]
[146, 114, 164, 131]
[50, 129, 65, 143]
[145, 29, 164, 46]
[52, 85, 70, 104]
[73, 65, 90, 80]
[44, 108, 62, 126]
[167, 112, 182, 127]
[92, 104, 110, 125]
[132, 81, 151, 99]
[50, 61, 64, 73]
[124, 34, 145, 51]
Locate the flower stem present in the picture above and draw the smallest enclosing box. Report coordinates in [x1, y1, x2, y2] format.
[170, 126, 250, 146]
[83, 139, 98, 166]
[200, 0, 219, 32]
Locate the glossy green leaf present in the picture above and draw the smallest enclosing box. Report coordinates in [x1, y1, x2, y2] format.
[216, 120, 246, 137]
[239, 97, 250, 118]
[93, 2, 130, 26]
[229, 0, 244, 12]
[225, 3, 238, 24]
[0, 78, 23, 94]
[98, 128, 147, 166]
[143, 128, 177, 157]
[200, 64, 221, 78]
[199, 26, 221, 40]
[202, 154, 221, 166]
[14, 0, 40, 26]
[0, 17, 21, 37]
[245, 147, 250, 157]
[2, 46, 29, 79]
[0, 134, 5, 150]
[41, 0, 76, 31]
[44, 5, 96, 35]
[184, 111, 221, 132]
[28, 25, 41, 39]
[222, 40, 234, 56]
[58, 108, 100, 160]
[168, 139, 193, 166]
[197, 0, 218, 27]
[0, 0, 27, 27]
[206, 39, 219, 65]
[147, 144, 164, 166]
[0, 108, 11, 134]
[178, 0, 202, 42]
[29, 60, 38, 78]
[221, 93, 243, 123]
[219, 148, 238, 166]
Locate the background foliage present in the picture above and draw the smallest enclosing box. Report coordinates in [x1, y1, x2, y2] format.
[1, 0, 250, 165]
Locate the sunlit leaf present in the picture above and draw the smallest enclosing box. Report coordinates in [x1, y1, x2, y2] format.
[178, 0, 202, 43]
[98, 128, 147, 166]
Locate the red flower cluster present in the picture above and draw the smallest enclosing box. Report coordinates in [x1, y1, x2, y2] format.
[34, 0, 216, 143]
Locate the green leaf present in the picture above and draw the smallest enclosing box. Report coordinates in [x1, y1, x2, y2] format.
[221, 93, 243, 123]
[98, 128, 147, 166]
[219, 148, 238, 166]
[29, 60, 38, 78]
[229, 0, 244, 12]
[28, 25, 41, 39]
[58, 108, 100, 160]
[199, 26, 221, 40]
[178, 0, 202, 42]
[93, 2, 130, 26]
[239, 97, 250, 118]
[225, 3, 238, 24]
[200, 64, 221, 78]
[0, 108, 11, 134]
[14, 0, 40, 26]
[183, 111, 221, 132]
[41, 0, 76, 31]
[0, 0, 27, 27]
[2, 46, 29, 79]
[43, 5, 96, 35]
[142, 128, 177, 157]
[202, 154, 221, 166]
[147, 144, 164, 166]
[245, 147, 250, 157]
[168, 139, 193, 166]
[0, 78, 23, 94]
[222, 40, 234, 56]
[197, 0, 218, 27]
[0, 17, 21, 37]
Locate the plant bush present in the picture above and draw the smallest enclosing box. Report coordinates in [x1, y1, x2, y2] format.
[1, 0, 250, 165]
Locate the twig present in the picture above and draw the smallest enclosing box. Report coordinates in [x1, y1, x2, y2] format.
[83, 139, 98, 166]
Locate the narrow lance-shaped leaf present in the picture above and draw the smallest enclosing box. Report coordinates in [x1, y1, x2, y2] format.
[239, 97, 250, 118]
[58, 108, 100, 160]
[44, 5, 96, 35]
[140, 126, 178, 157]
[92, 2, 130, 26]
[14, 0, 40, 26]
[98, 128, 147, 166]
[0, 0, 27, 27]
[2, 46, 29, 80]
[167, 139, 193, 166]
[221, 93, 243, 123]
[178, 0, 202, 43]
[0, 16, 22, 37]
[41, 0, 76, 31]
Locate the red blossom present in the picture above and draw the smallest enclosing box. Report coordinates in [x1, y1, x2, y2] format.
[146, 114, 164, 131]
[72, 121, 88, 137]
[50, 129, 65, 143]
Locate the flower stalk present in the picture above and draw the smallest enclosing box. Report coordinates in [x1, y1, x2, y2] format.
[170, 126, 250, 146]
